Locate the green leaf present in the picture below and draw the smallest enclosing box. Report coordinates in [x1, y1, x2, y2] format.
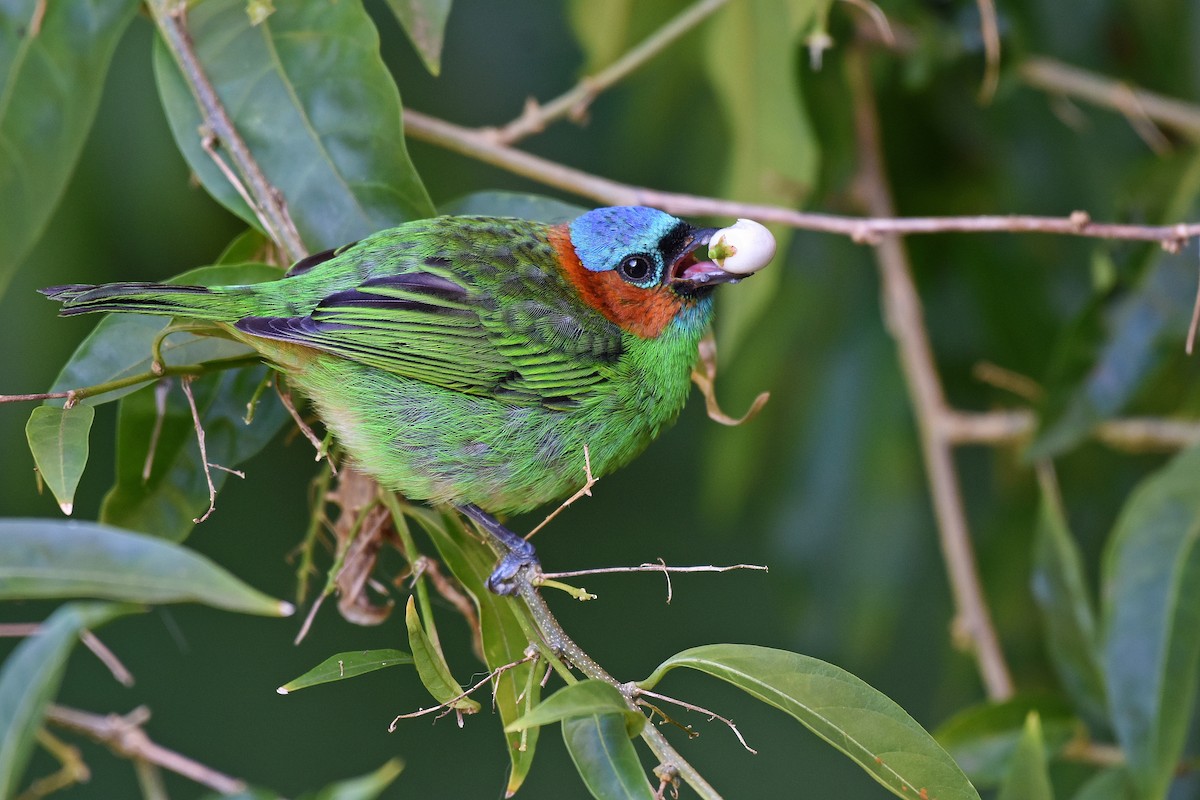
[215, 229, 274, 266]
[404, 596, 480, 713]
[45, 263, 281, 407]
[0, 601, 142, 798]
[995, 713, 1055, 800]
[415, 507, 540, 795]
[384, 0, 452, 76]
[507, 680, 644, 738]
[1070, 767, 1137, 800]
[25, 405, 94, 515]
[304, 758, 405, 800]
[278, 650, 413, 694]
[0, 519, 293, 616]
[1101, 444, 1200, 800]
[642, 644, 980, 800]
[153, 0, 435, 252]
[100, 364, 289, 542]
[439, 191, 589, 223]
[935, 696, 1077, 788]
[0, 0, 139, 295]
[1032, 471, 1108, 729]
[562, 713, 655, 800]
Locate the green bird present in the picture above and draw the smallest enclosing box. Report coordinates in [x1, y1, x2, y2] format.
[42, 206, 767, 592]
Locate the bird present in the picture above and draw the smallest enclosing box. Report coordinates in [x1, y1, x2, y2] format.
[41, 206, 770, 593]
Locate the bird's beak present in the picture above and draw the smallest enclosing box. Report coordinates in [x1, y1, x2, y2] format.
[667, 226, 744, 292]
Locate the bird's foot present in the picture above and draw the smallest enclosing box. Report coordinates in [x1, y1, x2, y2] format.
[457, 504, 541, 596]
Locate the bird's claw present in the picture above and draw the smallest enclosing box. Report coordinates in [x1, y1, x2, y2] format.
[486, 537, 539, 595]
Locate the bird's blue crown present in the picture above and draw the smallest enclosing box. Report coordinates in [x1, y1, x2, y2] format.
[569, 207, 682, 273]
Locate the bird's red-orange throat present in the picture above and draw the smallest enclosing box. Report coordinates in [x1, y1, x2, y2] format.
[549, 224, 683, 338]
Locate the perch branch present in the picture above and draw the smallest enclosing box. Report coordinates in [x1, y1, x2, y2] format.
[481, 0, 729, 145]
[44, 705, 246, 795]
[846, 46, 1014, 700]
[403, 110, 1200, 250]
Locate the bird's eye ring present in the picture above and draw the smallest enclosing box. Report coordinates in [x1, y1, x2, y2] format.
[617, 253, 656, 286]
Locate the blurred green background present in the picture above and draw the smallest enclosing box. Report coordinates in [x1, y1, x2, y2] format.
[4, 0, 1200, 796]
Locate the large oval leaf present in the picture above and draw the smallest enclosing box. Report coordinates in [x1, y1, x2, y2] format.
[153, 0, 434, 252]
[1101, 444, 1200, 799]
[562, 713, 656, 800]
[0, 0, 139, 294]
[641, 644, 980, 800]
[0, 601, 142, 799]
[0, 519, 292, 616]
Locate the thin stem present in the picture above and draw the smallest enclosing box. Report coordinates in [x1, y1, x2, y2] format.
[943, 409, 1200, 452]
[147, 0, 306, 261]
[482, 0, 729, 145]
[403, 110, 1200, 249]
[0, 354, 261, 407]
[1020, 56, 1200, 141]
[44, 705, 245, 795]
[512, 582, 724, 799]
[846, 46, 1014, 700]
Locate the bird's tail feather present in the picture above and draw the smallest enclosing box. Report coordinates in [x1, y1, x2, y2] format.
[39, 282, 243, 322]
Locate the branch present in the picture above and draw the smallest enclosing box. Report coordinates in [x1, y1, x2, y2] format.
[845, 46, 1014, 700]
[0, 354, 261, 406]
[147, 0, 307, 262]
[1020, 56, 1200, 142]
[943, 409, 1200, 452]
[481, 0, 730, 145]
[403, 110, 1200, 250]
[44, 705, 246, 795]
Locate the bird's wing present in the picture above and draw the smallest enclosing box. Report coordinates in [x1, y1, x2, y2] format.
[235, 267, 624, 407]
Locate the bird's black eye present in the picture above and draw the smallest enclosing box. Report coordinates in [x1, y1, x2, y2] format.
[616, 253, 657, 287]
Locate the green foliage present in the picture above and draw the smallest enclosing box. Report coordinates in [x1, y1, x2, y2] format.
[641, 645, 980, 800]
[0, 602, 141, 799]
[24, 405, 93, 515]
[3, 0, 1200, 798]
[1101, 445, 1200, 799]
[0, 519, 292, 615]
[277, 650, 414, 694]
[0, 0, 140, 295]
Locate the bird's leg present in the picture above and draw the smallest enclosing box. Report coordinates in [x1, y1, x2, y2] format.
[457, 504, 539, 595]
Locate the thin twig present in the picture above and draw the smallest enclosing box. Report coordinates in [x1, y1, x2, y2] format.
[1020, 56, 1200, 141]
[974, 0, 1001, 104]
[542, 562, 768, 605]
[16, 729, 89, 800]
[79, 631, 134, 688]
[943, 409, 1200, 452]
[403, 110, 1200, 250]
[1188, 250, 1200, 355]
[274, 380, 335, 470]
[142, 380, 171, 482]
[44, 705, 246, 795]
[0, 354, 261, 406]
[388, 653, 538, 728]
[482, 0, 729, 145]
[180, 376, 219, 524]
[846, 46, 1014, 700]
[525, 445, 596, 540]
[635, 687, 757, 754]
[147, 0, 306, 261]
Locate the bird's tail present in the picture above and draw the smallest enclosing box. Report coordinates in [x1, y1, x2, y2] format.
[40, 282, 245, 323]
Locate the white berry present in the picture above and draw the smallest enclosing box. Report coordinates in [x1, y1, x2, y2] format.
[707, 219, 776, 275]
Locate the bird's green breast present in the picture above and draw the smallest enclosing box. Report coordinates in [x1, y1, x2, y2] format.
[278, 297, 711, 514]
